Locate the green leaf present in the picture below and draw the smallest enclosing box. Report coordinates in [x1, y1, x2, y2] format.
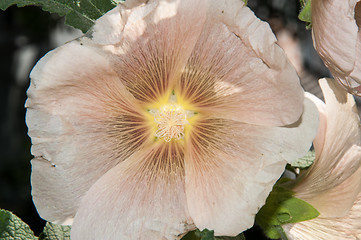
[39, 222, 71, 240]
[255, 181, 319, 239]
[197, 229, 216, 240]
[181, 230, 199, 240]
[0, 0, 117, 32]
[0, 209, 37, 240]
[274, 225, 289, 240]
[298, 0, 312, 29]
[216, 234, 246, 240]
[181, 229, 245, 240]
[291, 150, 315, 169]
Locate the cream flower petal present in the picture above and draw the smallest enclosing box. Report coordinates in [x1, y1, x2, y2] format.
[293, 79, 361, 207]
[89, 5, 125, 45]
[176, 0, 303, 127]
[302, 159, 361, 218]
[94, 0, 207, 104]
[349, 42, 361, 89]
[312, 0, 358, 74]
[318, 78, 361, 162]
[312, 0, 361, 91]
[26, 41, 152, 224]
[71, 143, 193, 240]
[304, 92, 327, 157]
[284, 194, 361, 240]
[184, 97, 318, 236]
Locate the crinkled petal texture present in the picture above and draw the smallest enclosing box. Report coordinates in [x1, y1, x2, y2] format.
[26, 0, 317, 239]
[173, 0, 304, 127]
[293, 78, 361, 217]
[283, 79, 361, 239]
[312, 0, 361, 93]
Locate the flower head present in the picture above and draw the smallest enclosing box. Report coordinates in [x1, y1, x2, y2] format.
[311, 0, 361, 94]
[284, 78, 361, 239]
[25, 0, 318, 239]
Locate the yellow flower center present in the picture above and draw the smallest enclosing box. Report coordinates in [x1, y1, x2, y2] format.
[152, 103, 188, 142]
[147, 93, 196, 142]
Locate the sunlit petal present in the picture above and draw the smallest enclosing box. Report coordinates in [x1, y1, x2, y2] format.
[284, 79, 361, 239]
[26, 41, 152, 223]
[99, 0, 207, 104]
[176, 0, 303, 127]
[304, 92, 326, 159]
[293, 79, 361, 207]
[312, 0, 361, 92]
[71, 143, 193, 240]
[185, 97, 318, 236]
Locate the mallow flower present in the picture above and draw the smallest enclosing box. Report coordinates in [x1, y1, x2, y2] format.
[283, 78, 361, 239]
[311, 0, 361, 94]
[25, 0, 318, 239]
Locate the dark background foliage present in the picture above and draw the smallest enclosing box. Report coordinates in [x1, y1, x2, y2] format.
[0, 0, 328, 239]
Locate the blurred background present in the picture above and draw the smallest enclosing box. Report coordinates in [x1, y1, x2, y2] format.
[0, 0, 330, 239]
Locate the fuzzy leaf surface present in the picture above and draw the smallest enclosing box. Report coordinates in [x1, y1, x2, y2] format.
[39, 222, 71, 240]
[0, 209, 37, 240]
[291, 150, 315, 169]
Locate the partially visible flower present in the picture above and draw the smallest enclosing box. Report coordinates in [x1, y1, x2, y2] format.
[283, 78, 361, 239]
[25, 0, 318, 239]
[311, 0, 361, 94]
